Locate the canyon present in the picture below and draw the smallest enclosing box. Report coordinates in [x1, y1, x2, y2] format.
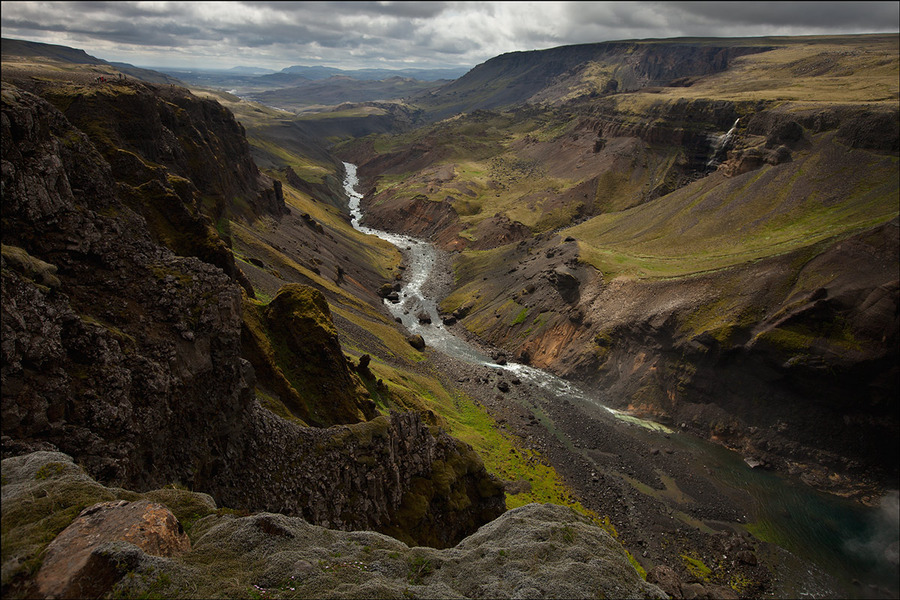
[2, 33, 898, 599]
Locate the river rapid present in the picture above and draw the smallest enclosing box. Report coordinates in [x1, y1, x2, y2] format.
[342, 162, 899, 599]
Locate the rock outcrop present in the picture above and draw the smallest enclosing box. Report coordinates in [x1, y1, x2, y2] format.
[242, 284, 377, 426]
[1, 451, 662, 600]
[361, 192, 465, 249]
[35, 500, 190, 599]
[227, 410, 505, 548]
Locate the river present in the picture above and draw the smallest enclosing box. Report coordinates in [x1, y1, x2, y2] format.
[342, 162, 899, 599]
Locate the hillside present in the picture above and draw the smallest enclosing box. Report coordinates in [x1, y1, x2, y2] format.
[411, 34, 898, 118]
[1, 37, 181, 84]
[344, 33, 900, 504]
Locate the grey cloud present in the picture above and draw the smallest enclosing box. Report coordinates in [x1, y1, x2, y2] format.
[667, 1, 900, 30]
[2, 1, 897, 70]
[243, 1, 451, 19]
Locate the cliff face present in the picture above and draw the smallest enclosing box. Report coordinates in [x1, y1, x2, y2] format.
[414, 41, 770, 119]
[1, 82, 504, 547]
[1, 82, 254, 488]
[4, 74, 287, 296]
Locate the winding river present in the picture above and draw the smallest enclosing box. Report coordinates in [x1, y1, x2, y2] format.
[342, 162, 898, 599]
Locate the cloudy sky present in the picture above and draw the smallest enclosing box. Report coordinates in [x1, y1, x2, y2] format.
[2, 1, 898, 71]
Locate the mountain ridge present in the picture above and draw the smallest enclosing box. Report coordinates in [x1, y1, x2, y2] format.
[1, 37, 182, 85]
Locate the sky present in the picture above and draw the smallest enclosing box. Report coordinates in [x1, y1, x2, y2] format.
[2, 1, 898, 72]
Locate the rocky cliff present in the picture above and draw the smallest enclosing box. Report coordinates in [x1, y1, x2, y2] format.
[3, 71, 288, 297]
[0, 80, 504, 554]
[413, 40, 771, 119]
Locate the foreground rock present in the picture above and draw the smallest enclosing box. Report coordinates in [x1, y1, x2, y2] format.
[35, 500, 189, 599]
[2, 452, 664, 600]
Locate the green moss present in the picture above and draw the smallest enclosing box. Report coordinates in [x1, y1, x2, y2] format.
[681, 553, 712, 580]
[1, 470, 123, 590]
[406, 553, 434, 584]
[33, 463, 66, 481]
[729, 573, 754, 593]
[254, 387, 307, 426]
[326, 416, 391, 449]
[511, 306, 529, 325]
[138, 489, 216, 536]
[79, 315, 137, 347]
[756, 326, 815, 353]
[395, 478, 432, 526]
[241, 285, 372, 427]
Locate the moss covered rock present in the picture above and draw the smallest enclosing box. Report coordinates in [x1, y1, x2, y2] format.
[2, 452, 660, 600]
[243, 284, 376, 427]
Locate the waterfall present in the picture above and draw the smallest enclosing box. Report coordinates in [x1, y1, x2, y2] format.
[706, 118, 740, 168]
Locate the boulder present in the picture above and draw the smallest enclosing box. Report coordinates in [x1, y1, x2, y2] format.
[35, 500, 189, 599]
[408, 334, 426, 351]
[647, 564, 683, 598]
[547, 267, 580, 303]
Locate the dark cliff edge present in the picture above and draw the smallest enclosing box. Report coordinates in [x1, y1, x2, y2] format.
[413, 41, 771, 120]
[0, 80, 505, 567]
[5, 74, 292, 298]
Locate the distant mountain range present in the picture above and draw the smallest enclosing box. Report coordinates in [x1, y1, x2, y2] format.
[158, 64, 469, 99]
[160, 64, 468, 82]
[277, 64, 469, 82]
[1, 37, 469, 108]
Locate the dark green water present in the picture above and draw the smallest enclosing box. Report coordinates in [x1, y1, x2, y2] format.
[672, 433, 899, 598]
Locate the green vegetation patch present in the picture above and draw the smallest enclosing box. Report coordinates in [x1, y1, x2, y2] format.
[681, 553, 713, 580]
[511, 306, 529, 326]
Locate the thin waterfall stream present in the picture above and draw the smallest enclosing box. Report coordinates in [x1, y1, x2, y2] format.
[342, 162, 899, 599]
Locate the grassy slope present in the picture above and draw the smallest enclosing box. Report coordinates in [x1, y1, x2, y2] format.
[351, 34, 899, 423]
[559, 37, 900, 278]
[359, 34, 898, 243]
[570, 133, 899, 280]
[358, 108, 659, 236]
